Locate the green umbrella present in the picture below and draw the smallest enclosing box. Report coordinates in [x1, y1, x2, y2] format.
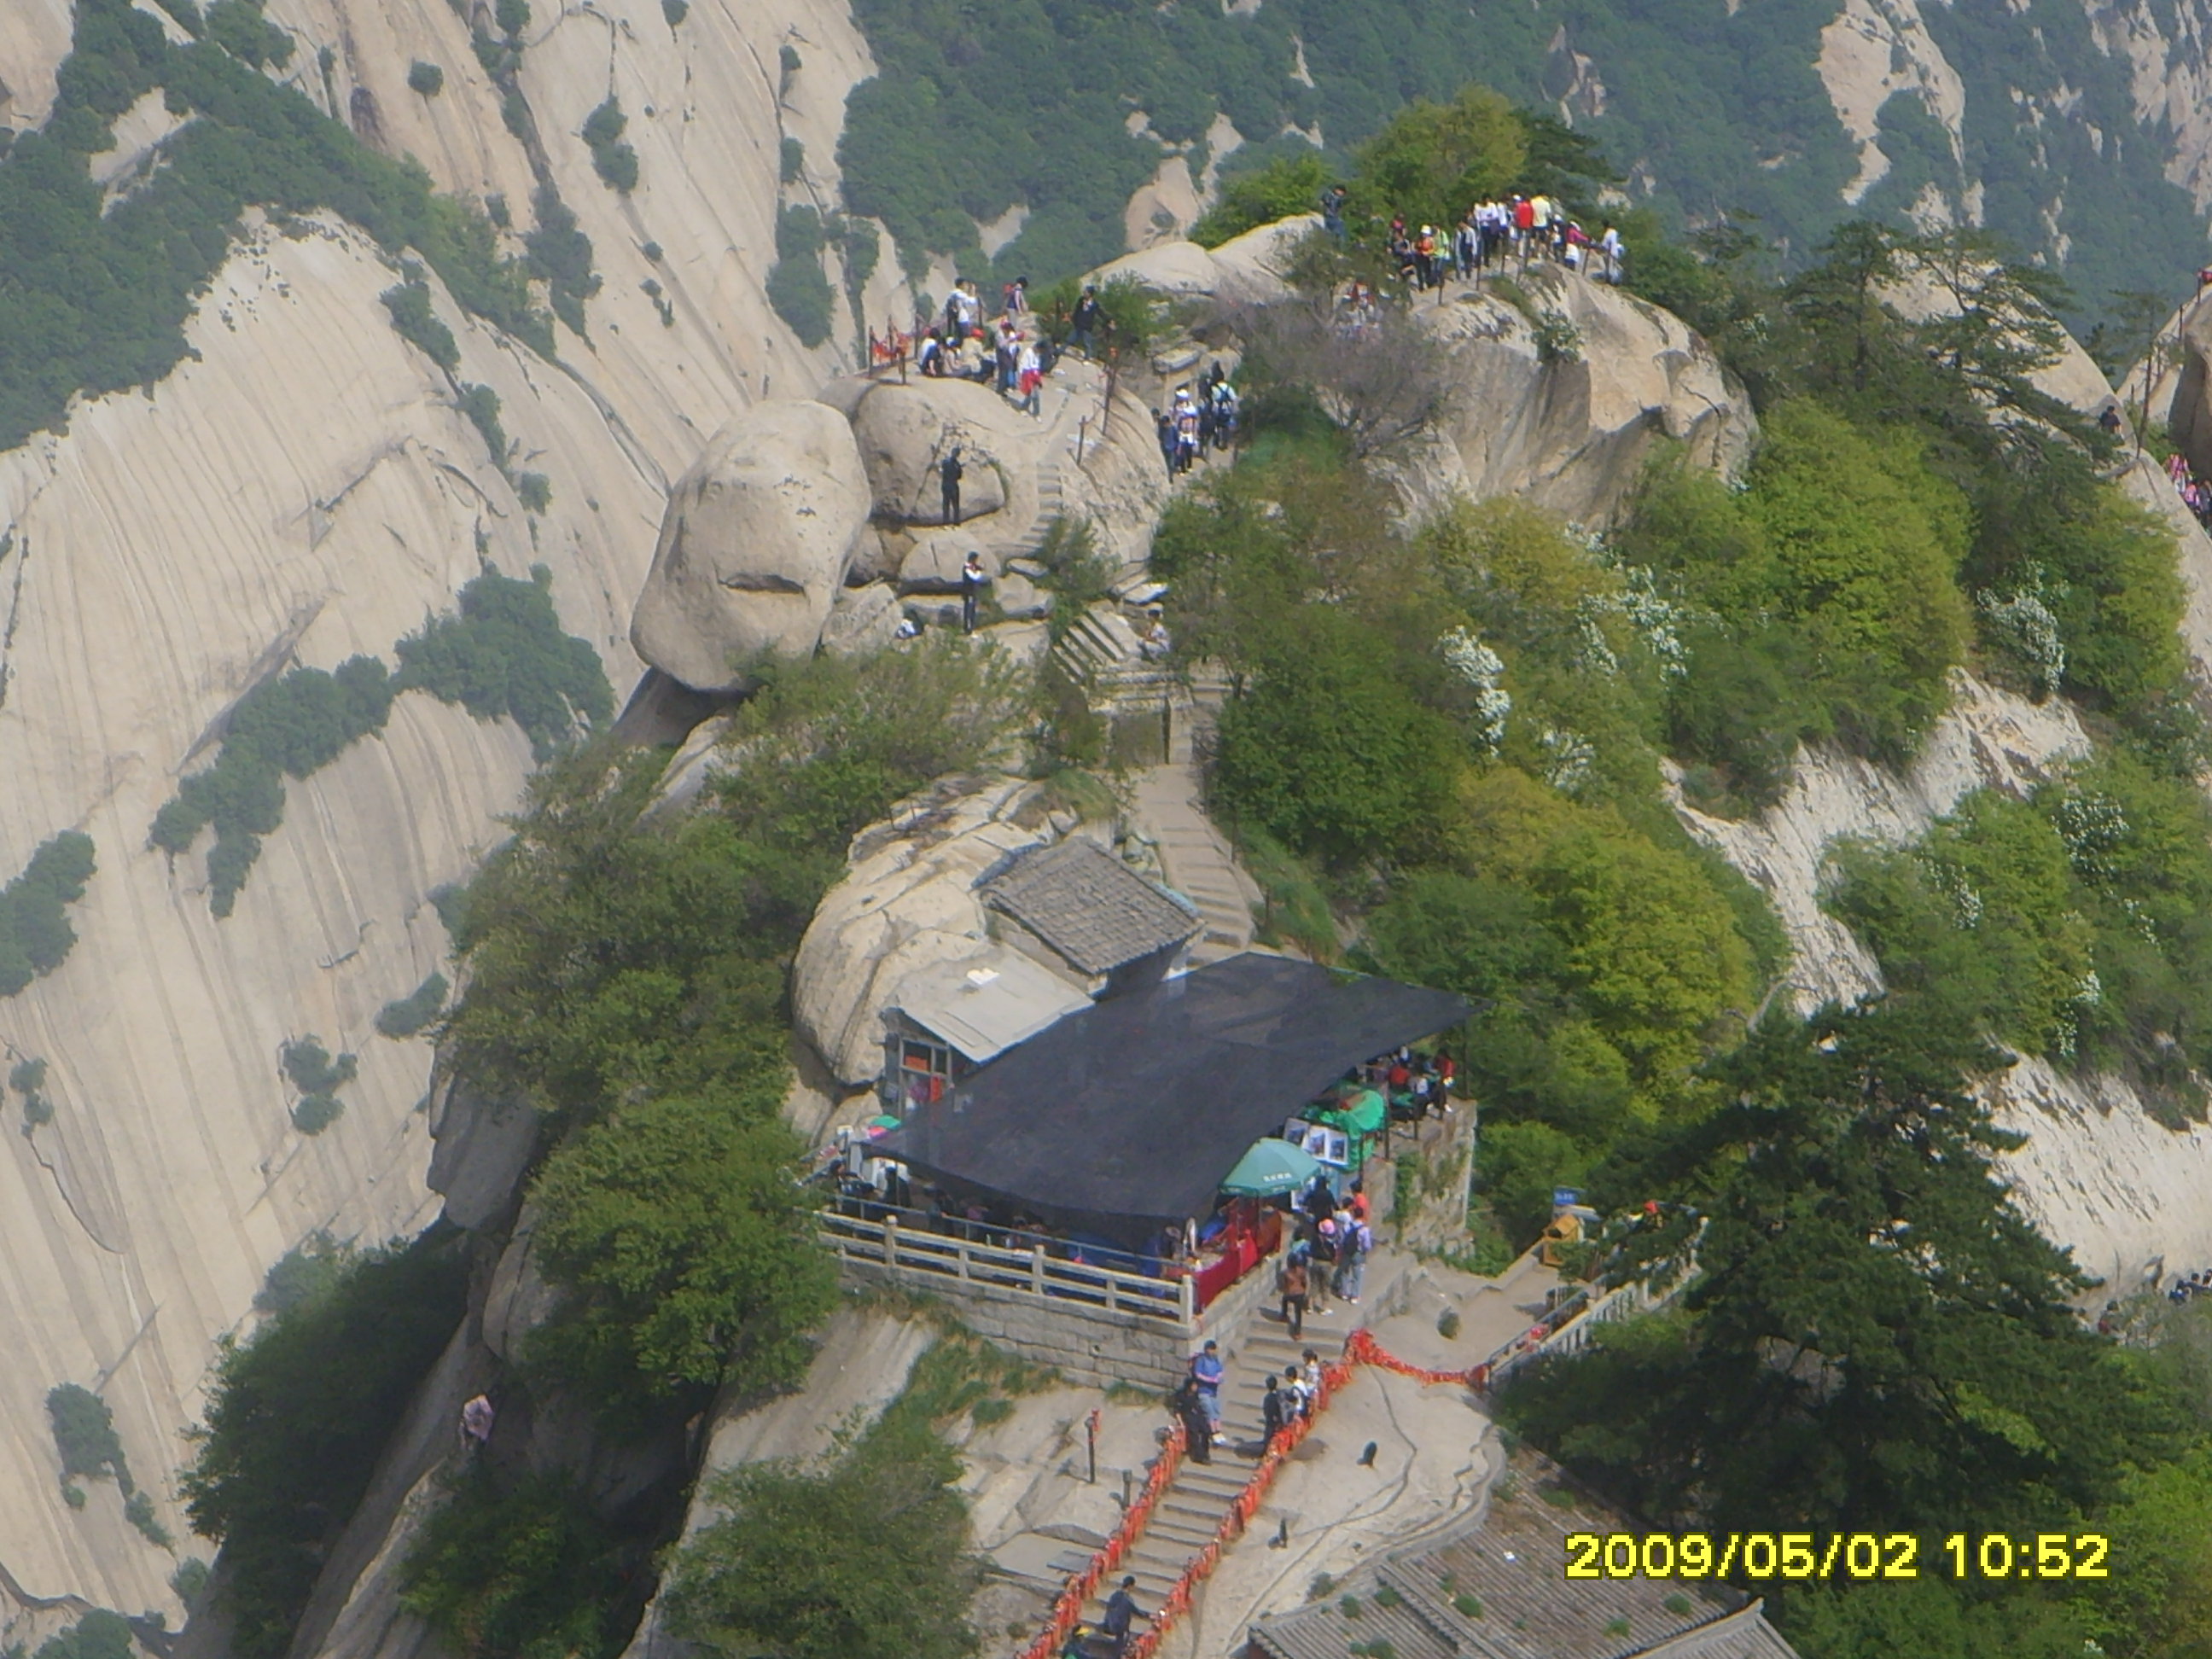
[866, 1115, 904, 1130]
[1220, 1136, 1324, 1197]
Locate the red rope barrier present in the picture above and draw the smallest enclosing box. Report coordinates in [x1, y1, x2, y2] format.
[1021, 1330, 1473, 1659]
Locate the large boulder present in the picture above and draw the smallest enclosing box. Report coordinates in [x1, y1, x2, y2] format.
[630, 402, 871, 690]
[1406, 265, 1758, 526]
[849, 378, 1017, 527]
[792, 775, 1064, 1087]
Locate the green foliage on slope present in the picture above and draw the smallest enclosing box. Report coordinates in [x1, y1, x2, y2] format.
[0, 0, 550, 454]
[838, 0, 2204, 327]
[0, 832, 97, 995]
[47, 1383, 129, 1488]
[154, 568, 609, 915]
[1830, 753, 2212, 1121]
[183, 1232, 469, 1659]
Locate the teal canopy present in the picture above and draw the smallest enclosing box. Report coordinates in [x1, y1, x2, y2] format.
[1314, 1087, 1386, 1137]
[1220, 1136, 1324, 1197]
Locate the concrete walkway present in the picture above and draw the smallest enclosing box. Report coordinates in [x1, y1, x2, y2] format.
[1130, 754, 1261, 963]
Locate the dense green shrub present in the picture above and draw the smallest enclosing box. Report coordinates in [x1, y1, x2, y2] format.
[153, 658, 393, 916]
[377, 973, 449, 1039]
[0, 832, 98, 995]
[381, 267, 460, 372]
[34, 1611, 134, 1659]
[767, 205, 835, 346]
[183, 1233, 468, 1659]
[779, 136, 805, 184]
[125, 1489, 173, 1548]
[392, 567, 614, 760]
[1829, 753, 2212, 1118]
[0, 0, 551, 451]
[522, 185, 599, 339]
[253, 1231, 350, 1316]
[205, 0, 292, 69]
[457, 382, 508, 469]
[48, 1383, 129, 1487]
[399, 1474, 632, 1659]
[444, 642, 1020, 1126]
[582, 99, 637, 194]
[662, 0, 689, 24]
[515, 472, 550, 514]
[281, 1035, 356, 1134]
[527, 1093, 838, 1424]
[662, 1341, 990, 1659]
[1190, 149, 1334, 247]
[406, 61, 444, 96]
[1214, 608, 1457, 868]
[495, 0, 531, 38]
[172, 1557, 212, 1606]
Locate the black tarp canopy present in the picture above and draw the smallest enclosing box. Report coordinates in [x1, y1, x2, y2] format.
[874, 953, 1468, 1249]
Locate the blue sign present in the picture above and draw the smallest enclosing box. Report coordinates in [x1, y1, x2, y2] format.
[1551, 1187, 1582, 1208]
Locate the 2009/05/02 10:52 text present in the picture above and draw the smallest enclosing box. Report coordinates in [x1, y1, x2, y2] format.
[1564, 1532, 2111, 1583]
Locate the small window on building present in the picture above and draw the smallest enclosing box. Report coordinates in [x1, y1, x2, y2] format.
[898, 1039, 955, 1113]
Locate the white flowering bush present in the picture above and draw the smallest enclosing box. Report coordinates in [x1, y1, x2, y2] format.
[1978, 568, 2066, 699]
[1539, 727, 1596, 795]
[1439, 626, 1511, 754]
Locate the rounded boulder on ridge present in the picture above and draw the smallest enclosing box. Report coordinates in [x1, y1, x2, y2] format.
[849, 378, 1019, 527]
[630, 402, 871, 690]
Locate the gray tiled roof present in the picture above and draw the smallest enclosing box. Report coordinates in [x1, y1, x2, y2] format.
[978, 839, 1200, 976]
[1249, 1449, 1802, 1659]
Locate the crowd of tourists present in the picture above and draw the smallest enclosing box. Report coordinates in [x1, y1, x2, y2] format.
[1319, 182, 1628, 290]
[1155, 364, 1240, 477]
[2164, 451, 2212, 527]
[1173, 1336, 1331, 1467]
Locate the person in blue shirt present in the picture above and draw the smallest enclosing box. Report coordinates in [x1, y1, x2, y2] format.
[1188, 1340, 1225, 1443]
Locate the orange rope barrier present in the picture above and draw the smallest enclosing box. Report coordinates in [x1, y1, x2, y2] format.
[1022, 1330, 1477, 1659]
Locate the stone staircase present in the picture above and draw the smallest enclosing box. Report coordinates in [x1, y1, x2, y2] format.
[1068, 1308, 1339, 1646]
[1128, 681, 1260, 962]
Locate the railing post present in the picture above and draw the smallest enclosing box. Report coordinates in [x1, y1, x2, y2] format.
[884, 1214, 899, 1272]
[1105, 1273, 1120, 1314]
[958, 1239, 971, 1283]
[1031, 1245, 1047, 1295]
[1179, 1275, 1196, 1327]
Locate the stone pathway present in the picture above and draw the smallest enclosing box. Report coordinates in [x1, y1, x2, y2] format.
[1130, 753, 1260, 963]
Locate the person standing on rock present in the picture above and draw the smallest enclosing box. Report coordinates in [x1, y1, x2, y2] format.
[1069, 285, 1103, 356]
[961, 550, 987, 633]
[940, 446, 963, 525]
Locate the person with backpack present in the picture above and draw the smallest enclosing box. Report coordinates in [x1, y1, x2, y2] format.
[1336, 1213, 1371, 1305]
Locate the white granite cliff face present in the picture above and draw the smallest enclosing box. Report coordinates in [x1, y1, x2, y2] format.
[0, 0, 888, 1627]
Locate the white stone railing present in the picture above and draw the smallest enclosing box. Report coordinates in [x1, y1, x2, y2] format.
[820, 1208, 1197, 1325]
